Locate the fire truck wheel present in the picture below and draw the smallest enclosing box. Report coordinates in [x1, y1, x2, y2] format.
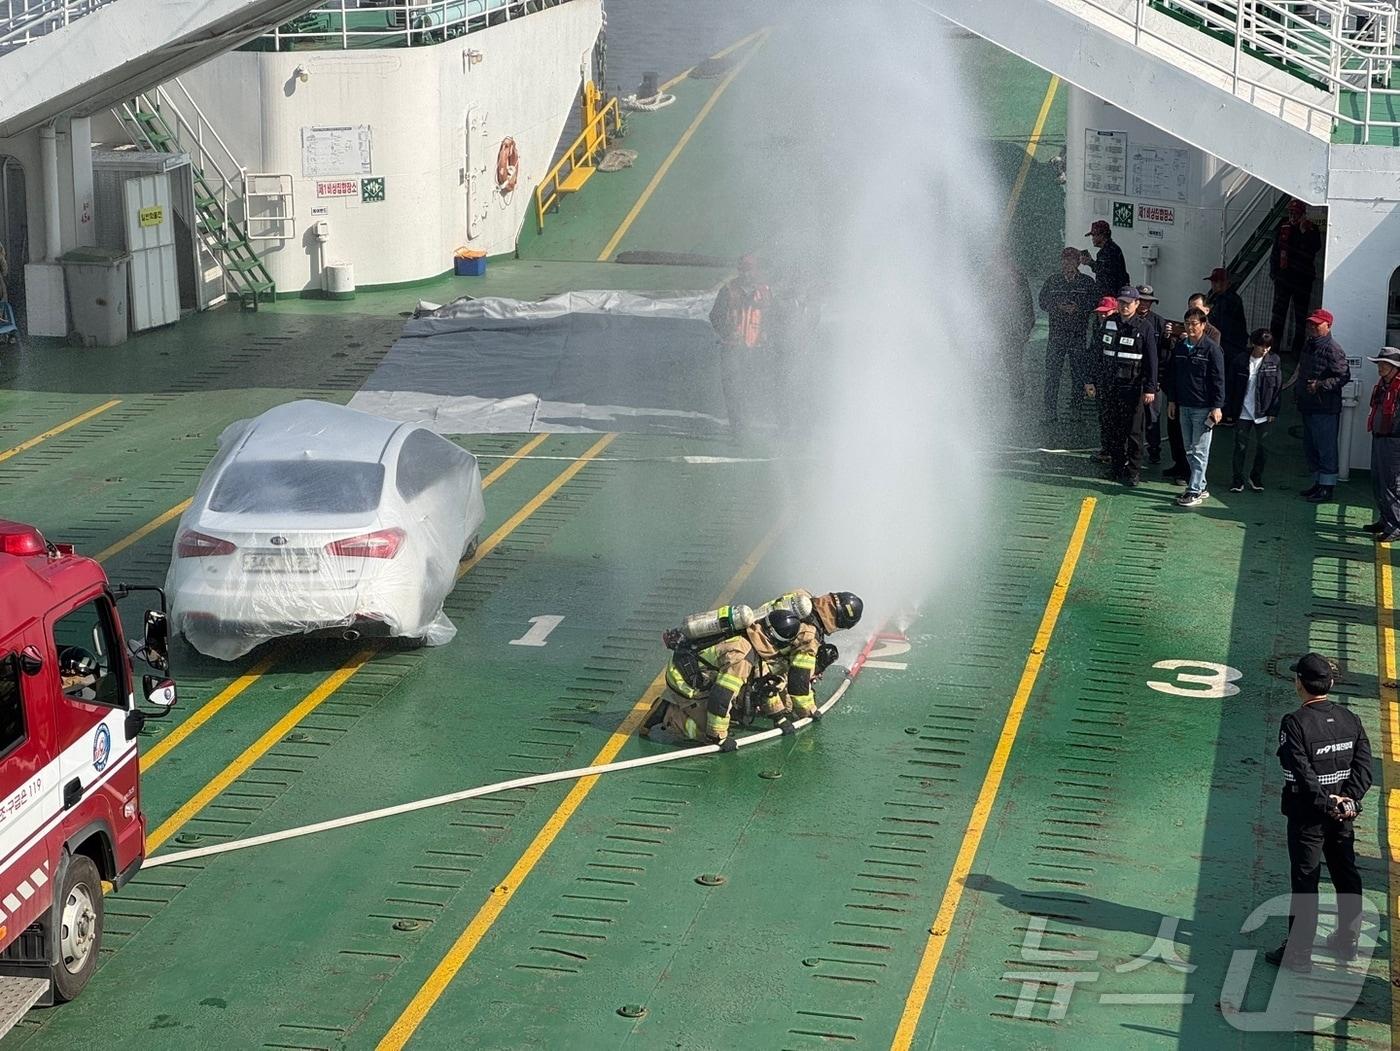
[51, 854, 103, 1003]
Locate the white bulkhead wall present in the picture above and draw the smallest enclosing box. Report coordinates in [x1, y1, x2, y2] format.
[172, 0, 602, 292]
[1065, 87, 1263, 320]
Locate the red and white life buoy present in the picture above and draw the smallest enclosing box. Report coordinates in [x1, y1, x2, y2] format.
[495, 137, 519, 194]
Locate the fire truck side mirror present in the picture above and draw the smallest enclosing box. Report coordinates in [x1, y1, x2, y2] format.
[143, 675, 177, 709]
[143, 611, 170, 673]
[17, 645, 43, 676]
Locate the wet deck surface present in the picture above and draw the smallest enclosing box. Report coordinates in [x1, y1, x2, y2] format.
[1, 27, 1396, 1051]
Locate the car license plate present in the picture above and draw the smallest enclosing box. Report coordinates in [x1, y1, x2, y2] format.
[242, 551, 319, 572]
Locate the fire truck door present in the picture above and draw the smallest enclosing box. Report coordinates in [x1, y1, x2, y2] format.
[0, 650, 61, 949]
[48, 598, 139, 862]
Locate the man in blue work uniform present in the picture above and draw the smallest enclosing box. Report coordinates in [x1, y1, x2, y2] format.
[1267, 653, 1371, 972]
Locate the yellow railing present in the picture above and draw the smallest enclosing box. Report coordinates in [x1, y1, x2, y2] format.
[534, 95, 621, 232]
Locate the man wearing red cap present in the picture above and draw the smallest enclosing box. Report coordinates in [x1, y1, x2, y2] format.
[1293, 308, 1349, 503]
[1204, 267, 1248, 359]
[1080, 219, 1130, 301]
[1270, 199, 1322, 356]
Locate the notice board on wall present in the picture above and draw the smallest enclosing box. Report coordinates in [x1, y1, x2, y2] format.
[301, 125, 373, 178]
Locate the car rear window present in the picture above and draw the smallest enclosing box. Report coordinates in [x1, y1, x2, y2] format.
[210, 461, 385, 514]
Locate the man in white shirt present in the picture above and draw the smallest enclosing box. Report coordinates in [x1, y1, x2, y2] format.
[1225, 329, 1283, 492]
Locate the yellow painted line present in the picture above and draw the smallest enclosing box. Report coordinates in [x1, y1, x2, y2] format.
[1372, 543, 1400, 1044]
[377, 517, 787, 1050]
[0, 399, 121, 464]
[659, 27, 769, 93]
[480, 432, 550, 486]
[145, 651, 374, 853]
[144, 433, 606, 856]
[597, 29, 770, 262]
[1000, 75, 1060, 228]
[96, 498, 192, 564]
[891, 496, 1097, 1050]
[456, 433, 614, 581]
[140, 657, 276, 772]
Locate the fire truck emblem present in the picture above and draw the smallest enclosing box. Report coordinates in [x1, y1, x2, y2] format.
[92, 724, 111, 773]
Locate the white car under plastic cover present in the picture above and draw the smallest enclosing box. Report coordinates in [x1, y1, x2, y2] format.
[167, 400, 485, 660]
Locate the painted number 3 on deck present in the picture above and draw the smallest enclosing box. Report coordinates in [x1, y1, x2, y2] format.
[1146, 659, 1244, 698]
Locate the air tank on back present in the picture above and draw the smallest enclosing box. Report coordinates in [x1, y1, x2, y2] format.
[752, 591, 813, 622]
[663, 604, 756, 651]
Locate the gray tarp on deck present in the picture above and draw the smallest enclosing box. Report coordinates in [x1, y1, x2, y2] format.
[347, 290, 728, 435]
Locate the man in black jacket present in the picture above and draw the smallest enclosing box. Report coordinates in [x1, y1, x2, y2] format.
[1081, 220, 1130, 300]
[1204, 267, 1249, 360]
[1039, 248, 1099, 421]
[1267, 653, 1371, 972]
[1086, 287, 1157, 486]
[1294, 308, 1350, 503]
[1270, 199, 1323, 356]
[1224, 330, 1282, 492]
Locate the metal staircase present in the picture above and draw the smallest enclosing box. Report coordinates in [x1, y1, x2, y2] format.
[113, 81, 287, 306]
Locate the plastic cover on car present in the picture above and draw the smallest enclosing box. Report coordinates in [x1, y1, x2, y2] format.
[167, 400, 485, 660]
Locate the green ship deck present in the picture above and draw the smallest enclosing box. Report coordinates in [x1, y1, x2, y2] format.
[2, 28, 1398, 1051]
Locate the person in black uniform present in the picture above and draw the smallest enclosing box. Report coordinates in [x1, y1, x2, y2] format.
[1137, 286, 1170, 464]
[1267, 652, 1372, 972]
[1085, 286, 1158, 486]
[1081, 219, 1130, 300]
[1039, 247, 1099, 422]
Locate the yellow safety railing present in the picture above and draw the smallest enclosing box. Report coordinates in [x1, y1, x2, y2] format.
[534, 95, 621, 232]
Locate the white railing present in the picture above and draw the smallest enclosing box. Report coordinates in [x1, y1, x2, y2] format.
[116, 78, 249, 240]
[1044, 0, 1400, 143]
[256, 0, 568, 50]
[0, 0, 118, 54]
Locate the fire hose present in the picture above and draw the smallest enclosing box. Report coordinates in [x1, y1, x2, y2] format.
[144, 632, 881, 870]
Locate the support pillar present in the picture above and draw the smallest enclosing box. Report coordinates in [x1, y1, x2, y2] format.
[24, 123, 68, 336]
[1324, 146, 1400, 474]
[68, 115, 94, 248]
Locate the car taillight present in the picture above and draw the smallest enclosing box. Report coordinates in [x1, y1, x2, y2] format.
[176, 529, 236, 557]
[326, 528, 404, 559]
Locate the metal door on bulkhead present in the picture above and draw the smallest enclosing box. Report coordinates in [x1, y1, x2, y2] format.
[122, 173, 180, 330]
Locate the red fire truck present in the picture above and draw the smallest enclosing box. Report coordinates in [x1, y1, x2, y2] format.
[0, 519, 176, 1031]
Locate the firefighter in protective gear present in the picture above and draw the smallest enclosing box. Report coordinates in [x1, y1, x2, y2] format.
[645, 610, 800, 745]
[763, 589, 864, 719]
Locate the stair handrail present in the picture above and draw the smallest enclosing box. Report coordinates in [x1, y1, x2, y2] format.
[1027, 0, 1400, 144]
[151, 79, 248, 201]
[0, 0, 119, 50]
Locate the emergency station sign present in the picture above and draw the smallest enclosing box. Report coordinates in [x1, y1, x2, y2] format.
[1137, 204, 1175, 225]
[316, 179, 359, 199]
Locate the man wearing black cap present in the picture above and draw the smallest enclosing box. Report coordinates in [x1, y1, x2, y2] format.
[1364, 347, 1400, 542]
[1039, 248, 1099, 421]
[1205, 268, 1249, 360]
[1081, 220, 1130, 300]
[1086, 286, 1158, 485]
[1267, 653, 1371, 972]
[1138, 285, 1170, 463]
